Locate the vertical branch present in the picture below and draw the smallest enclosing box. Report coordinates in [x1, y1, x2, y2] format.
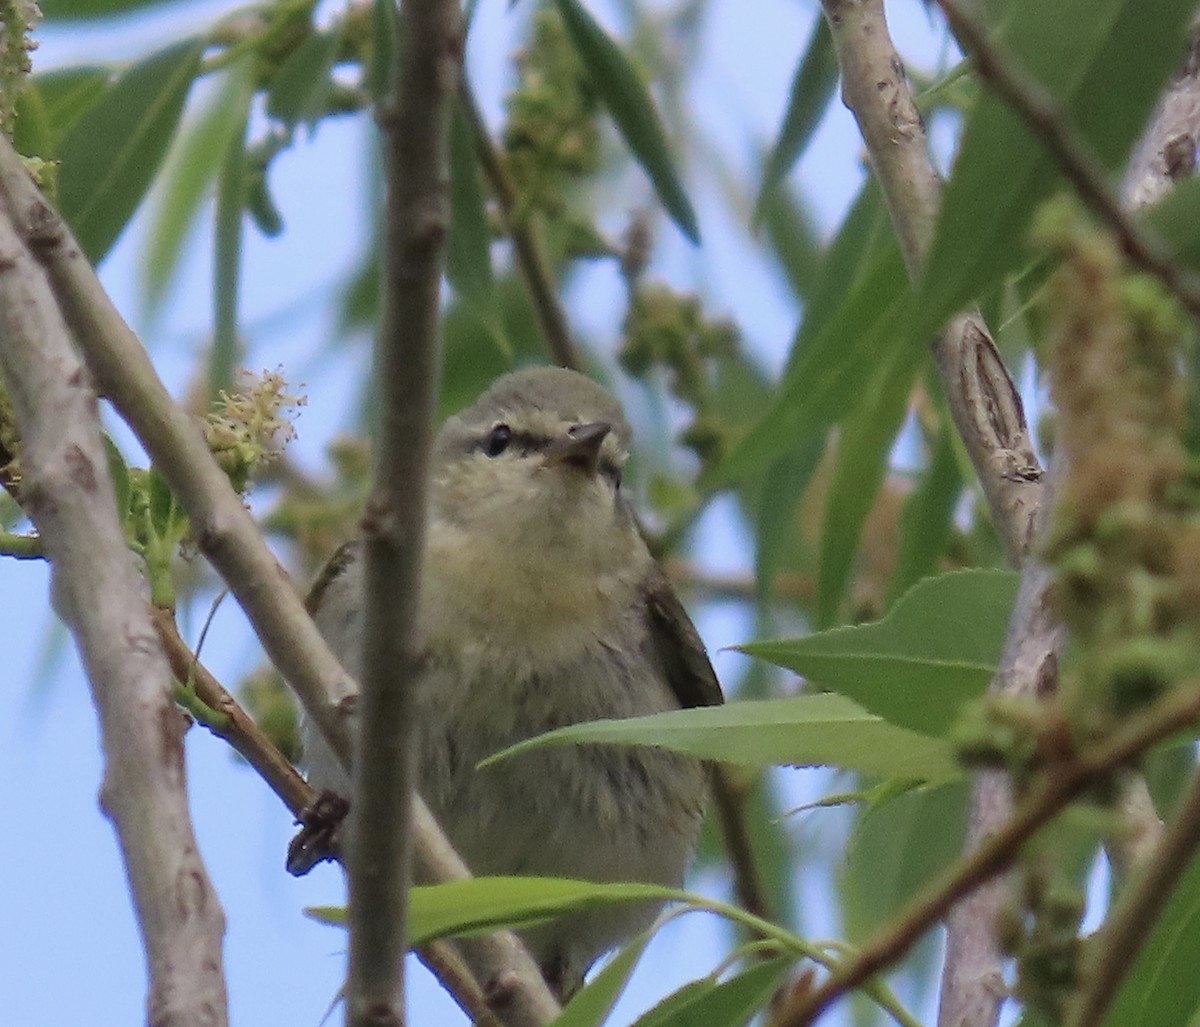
[345, 0, 461, 1023]
[0, 203, 229, 1025]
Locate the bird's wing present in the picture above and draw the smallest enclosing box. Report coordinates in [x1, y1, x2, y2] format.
[642, 565, 724, 710]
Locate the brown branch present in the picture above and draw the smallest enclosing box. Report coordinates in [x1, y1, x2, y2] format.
[0, 201, 229, 1025]
[774, 679, 1200, 1027]
[457, 76, 581, 370]
[1066, 763, 1200, 1027]
[347, 0, 462, 1021]
[935, 0, 1200, 323]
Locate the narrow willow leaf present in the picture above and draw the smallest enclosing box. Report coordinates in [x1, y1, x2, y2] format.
[41, 0, 180, 17]
[57, 37, 204, 263]
[142, 67, 256, 320]
[740, 568, 1019, 736]
[306, 878, 685, 945]
[815, 344, 922, 627]
[211, 109, 249, 403]
[447, 100, 509, 357]
[555, 930, 655, 1027]
[753, 438, 825, 602]
[554, 0, 700, 243]
[634, 956, 793, 1027]
[754, 16, 838, 222]
[711, 245, 911, 486]
[483, 693, 963, 781]
[1104, 848, 1200, 1026]
[887, 421, 963, 604]
[916, 0, 1194, 343]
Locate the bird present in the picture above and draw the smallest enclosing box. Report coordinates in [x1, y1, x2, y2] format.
[301, 365, 723, 1000]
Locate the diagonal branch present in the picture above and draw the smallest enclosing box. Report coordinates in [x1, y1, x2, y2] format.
[0, 200, 229, 1026]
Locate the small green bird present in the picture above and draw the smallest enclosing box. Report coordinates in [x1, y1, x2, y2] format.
[303, 366, 722, 1000]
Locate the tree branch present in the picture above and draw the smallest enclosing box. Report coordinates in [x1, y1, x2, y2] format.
[346, 0, 461, 1021]
[774, 678, 1200, 1027]
[0, 201, 229, 1026]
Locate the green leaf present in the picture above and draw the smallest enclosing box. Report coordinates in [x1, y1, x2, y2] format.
[888, 420, 965, 604]
[57, 37, 204, 263]
[755, 17, 838, 222]
[483, 693, 963, 781]
[13, 66, 111, 157]
[815, 344, 922, 626]
[555, 930, 655, 1027]
[447, 100, 508, 357]
[712, 244, 911, 485]
[1104, 839, 1200, 1026]
[633, 956, 793, 1027]
[917, 0, 1194, 342]
[753, 439, 825, 602]
[739, 569, 1020, 736]
[841, 782, 969, 939]
[308, 877, 685, 946]
[211, 106, 250, 402]
[554, 0, 699, 243]
[1149, 175, 1200, 273]
[142, 66, 256, 320]
[40, 0, 181, 17]
[266, 26, 345, 129]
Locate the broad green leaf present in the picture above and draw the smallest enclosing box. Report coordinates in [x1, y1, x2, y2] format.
[841, 782, 969, 940]
[308, 877, 684, 947]
[815, 343, 922, 626]
[57, 37, 204, 263]
[633, 956, 793, 1027]
[266, 26, 345, 129]
[555, 930, 655, 1027]
[888, 421, 964, 603]
[13, 66, 111, 157]
[1103, 843, 1200, 1026]
[917, 0, 1194, 342]
[739, 569, 1020, 736]
[754, 16, 838, 222]
[142, 67, 256, 320]
[554, 0, 699, 243]
[483, 693, 963, 781]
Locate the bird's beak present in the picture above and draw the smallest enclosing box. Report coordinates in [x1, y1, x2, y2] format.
[542, 421, 612, 476]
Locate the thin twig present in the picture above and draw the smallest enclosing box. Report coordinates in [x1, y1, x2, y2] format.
[457, 76, 581, 370]
[773, 679, 1200, 1027]
[1066, 763, 1200, 1027]
[0, 198, 229, 1026]
[347, 0, 462, 1020]
[935, 0, 1200, 323]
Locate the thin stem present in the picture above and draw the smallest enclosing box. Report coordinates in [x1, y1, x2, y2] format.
[457, 76, 581, 370]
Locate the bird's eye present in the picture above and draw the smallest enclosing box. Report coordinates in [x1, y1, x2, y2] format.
[484, 423, 512, 457]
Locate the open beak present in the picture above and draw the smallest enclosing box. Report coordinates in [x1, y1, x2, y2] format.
[542, 422, 611, 476]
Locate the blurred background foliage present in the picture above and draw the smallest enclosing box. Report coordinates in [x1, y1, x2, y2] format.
[9, 0, 1200, 1023]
